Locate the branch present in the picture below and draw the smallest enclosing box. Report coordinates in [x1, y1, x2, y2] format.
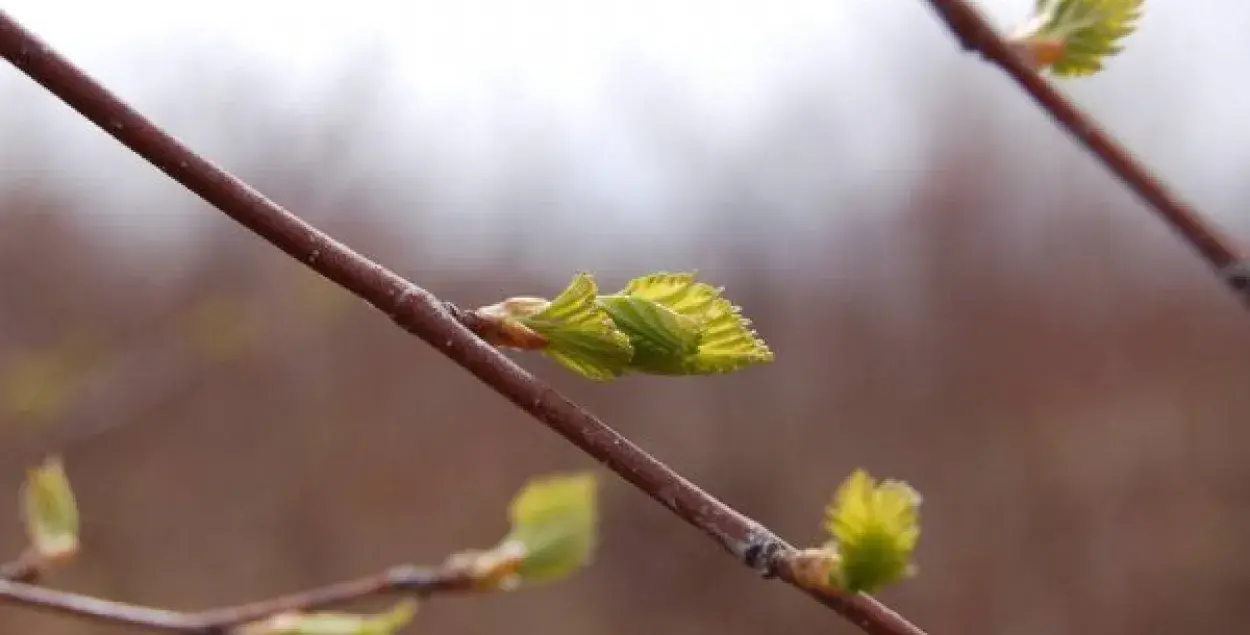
[0, 564, 470, 634]
[0, 11, 925, 635]
[0, 550, 40, 583]
[919, 0, 1250, 301]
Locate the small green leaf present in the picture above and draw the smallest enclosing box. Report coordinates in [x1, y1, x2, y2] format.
[501, 472, 599, 584]
[22, 456, 80, 564]
[595, 295, 703, 369]
[822, 469, 921, 594]
[517, 274, 634, 381]
[604, 272, 773, 375]
[1011, 0, 1144, 77]
[235, 600, 418, 635]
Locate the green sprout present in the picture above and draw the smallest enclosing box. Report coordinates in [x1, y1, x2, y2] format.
[444, 472, 599, 590]
[819, 469, 921, 594]
[21, 455, 80, 566]
[471, 272, 773, 381]
[1008, 0, 1144, 77]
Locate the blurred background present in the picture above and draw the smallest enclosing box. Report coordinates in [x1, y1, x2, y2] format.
[3, 1, 1250, 634]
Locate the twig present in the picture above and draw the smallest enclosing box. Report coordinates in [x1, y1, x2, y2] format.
[0, 11, 925, 635]
[0, 564, 471, 634]
[920, 0, 1250, 300]
[0, 550, 41, 583]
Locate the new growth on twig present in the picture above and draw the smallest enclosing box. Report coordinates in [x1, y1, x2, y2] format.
[923, 0, 1250, 304]
[3, 461, 603, 634]
[2, 456, 922, 634]
[469, 272, 773, 381]
[2, 0, 1239, 634]
[1006, 0, 1143, 76]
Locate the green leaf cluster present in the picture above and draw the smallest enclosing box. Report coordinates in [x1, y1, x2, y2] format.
[821, 469, 921, 594]
[508, 272, 774, 381]
[1014, 0, 1144, 77]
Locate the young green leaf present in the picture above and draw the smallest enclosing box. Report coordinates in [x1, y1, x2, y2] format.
[442, 472, 599, 590]
[470, 271, 773, 380]
[515, 274, 635, 381]
[1009, 0, 1144, 77]
[234, 600, 418, 635]
[594, 295, 703, 369]
[21, 455, 80, 565]
[602, 272, 774, 375]
[822, 469, 921, 594]
[502, 472, 599, 584]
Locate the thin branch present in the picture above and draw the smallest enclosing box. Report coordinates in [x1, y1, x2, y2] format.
[0, 11, 925, 635]
[0, 550, 40, 583]
[0, 564, 471, 634]
[920, 0, 1250, 300]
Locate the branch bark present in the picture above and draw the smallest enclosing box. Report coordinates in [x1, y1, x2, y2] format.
[0, 10, 925, 635]
[0, 564, 470, 634]
[0, 551, 40, 583]
[920, 0, 1250, 300]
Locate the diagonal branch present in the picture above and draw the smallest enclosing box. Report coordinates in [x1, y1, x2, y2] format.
[0, 11, 925, 635]
[0, 564, 472, 634]
[920, 0, 1250, 300]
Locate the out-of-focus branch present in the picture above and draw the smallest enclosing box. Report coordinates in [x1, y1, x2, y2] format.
[0, 11, 926, 635]
[0, 564, 471, 634]
[0, 550, 40, 583]
[919, 0, 1250, 301]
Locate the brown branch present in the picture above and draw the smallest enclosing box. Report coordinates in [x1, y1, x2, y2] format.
[920, 0, 1250, 300]
[0, 550, 41, 583]
[0, 564, 471, 634]
[0, 10, 925, 635]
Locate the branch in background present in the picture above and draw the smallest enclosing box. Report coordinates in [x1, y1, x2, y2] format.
[0, 10, 925, 635]
[0, 565, 470, 634]
[3, 469, 600, 634]
[10, 280, 345, 471]
[0, 550, 40, 583]
[919, 0, 1250, 302]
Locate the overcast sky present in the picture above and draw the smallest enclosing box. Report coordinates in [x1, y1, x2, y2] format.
[2, 0, 1248, 250]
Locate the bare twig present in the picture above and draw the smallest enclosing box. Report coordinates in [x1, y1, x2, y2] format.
[0, 11, 925, 635]
[0, 550, 41, 583]
[920, 0, 1250, 299]
[0, 564, 471, 634]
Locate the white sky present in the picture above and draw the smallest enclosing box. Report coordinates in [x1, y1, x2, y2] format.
[2, 0, 1249, 255]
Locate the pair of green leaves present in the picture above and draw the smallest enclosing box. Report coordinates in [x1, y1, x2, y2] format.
[1009, 0, 1144, 77]
[475, 272, 774, 381]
